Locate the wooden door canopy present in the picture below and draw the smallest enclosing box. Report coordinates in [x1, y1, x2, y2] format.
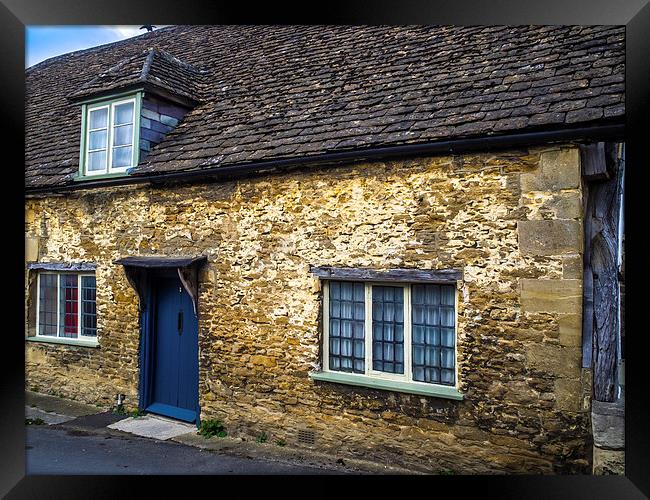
[114, 255, 207, 315]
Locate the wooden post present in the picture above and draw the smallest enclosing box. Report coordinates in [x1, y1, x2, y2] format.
[581, 142, 624, 402]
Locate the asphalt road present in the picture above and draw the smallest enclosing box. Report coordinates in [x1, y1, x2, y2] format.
[26, 426, 345, 475]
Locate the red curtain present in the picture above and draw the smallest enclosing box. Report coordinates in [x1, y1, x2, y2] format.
[62, 277, 78, 337]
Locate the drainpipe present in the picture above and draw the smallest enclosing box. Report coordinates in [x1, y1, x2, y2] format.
[616, 143, 625, 400]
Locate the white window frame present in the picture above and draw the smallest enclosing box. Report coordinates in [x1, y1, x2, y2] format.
[322, 280, 459, 391]
[35, 272, 97, 344]
[84, 97, 137, 176]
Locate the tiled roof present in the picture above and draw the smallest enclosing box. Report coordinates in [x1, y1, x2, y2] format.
[68, 47, 207, 103]
[25, 25, 625, 189]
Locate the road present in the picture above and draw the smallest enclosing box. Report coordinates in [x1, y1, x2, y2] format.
[26, 426, 346, 475]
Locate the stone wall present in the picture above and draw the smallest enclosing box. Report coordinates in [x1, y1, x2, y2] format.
[25, 145, 589, 473]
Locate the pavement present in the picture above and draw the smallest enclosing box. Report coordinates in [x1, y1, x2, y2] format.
[25, 391, 415, 475]
[26, 426, 346, 475]
[25, 391, 99, 425]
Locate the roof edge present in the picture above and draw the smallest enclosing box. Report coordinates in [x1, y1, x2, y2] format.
[25, 121, 625, 196]
[26, 26, 179, 73]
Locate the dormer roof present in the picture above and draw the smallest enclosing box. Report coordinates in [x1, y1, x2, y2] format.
[68, 47, 206, 105]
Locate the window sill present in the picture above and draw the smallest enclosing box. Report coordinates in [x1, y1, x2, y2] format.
[73, 172, 130, 182]
[26, 337, 99, 348]
[309, 371, 464, 400]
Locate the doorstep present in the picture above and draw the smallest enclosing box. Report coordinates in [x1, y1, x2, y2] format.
[108, 414, 196, 441]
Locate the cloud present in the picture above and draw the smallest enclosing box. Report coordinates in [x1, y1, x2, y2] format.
[109, 25, 170, 39]
[108, 26, 144, 38]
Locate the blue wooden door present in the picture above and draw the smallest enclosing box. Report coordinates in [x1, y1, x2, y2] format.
[146, 274, 199, 423]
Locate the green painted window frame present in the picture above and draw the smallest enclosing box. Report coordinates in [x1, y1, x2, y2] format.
[76, 90, 143, 181]
[309, 279, 464, 401]
[309, 371, 463, 400]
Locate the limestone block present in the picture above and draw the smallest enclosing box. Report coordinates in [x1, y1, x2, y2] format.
[25, 236, 39, 262]
[526, 343, 582, 379]
[558, 314, 582, 347]
[591, 399, 625, 449]
[520, 279, 582, 314]
[250, 355, 277, 367]
[520, 148, 580, 192]
[554, 378, 582, 411]
[593, 447, 625, 475]
[542, 192, 582, 220]
[518, 220, 582, 256]
[25, 208, 37, 225]
[562, 255, 583, 279]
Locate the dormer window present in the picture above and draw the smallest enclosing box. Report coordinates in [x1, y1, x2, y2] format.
[81, 94, 141, 177]
[70, 48, 205, 181]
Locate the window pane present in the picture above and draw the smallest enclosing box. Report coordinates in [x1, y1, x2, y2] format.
[353, 283, 364, 301]
[89, 130, 107, 150]
[354, 340, 364, 357]
[353, 320, 364, 339]
[341, 282, 353, 301]
[441, 348, 454, 368]
[412, 325, 424, 343]
[59, 275, 78, 338]
[114, 102, 134, 125]
[341, 300, 353, 320]
[354, 302, 364, 321]
[395, 324, 403, 342]
[112, 146, 133, 168]
[371, 286, 404, 374]
[411, 284, 456, 385]
[38, 274, 58, 336]
[341, 320, 352, 338]
[330, 300, 340, 319]
[441, 327, 454, 347]
[441, 369, 454, 384]
[328, 281, 364, 374]
[441, 306, 455, 327]
[330, 338, 340, 356]
[441, 286, 455, 306]
[89, 108, 108, 129]
[88, 150, 107, 171]
[81, 276, 96, 337]
[113, 124, 133, 147]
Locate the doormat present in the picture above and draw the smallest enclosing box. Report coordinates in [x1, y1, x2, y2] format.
[107, 414, 196, 440]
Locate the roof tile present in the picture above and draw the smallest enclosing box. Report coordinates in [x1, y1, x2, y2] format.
[26, 25, 625, 189]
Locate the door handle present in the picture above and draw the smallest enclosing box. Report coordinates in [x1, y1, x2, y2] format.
[177, 311, 183, 334]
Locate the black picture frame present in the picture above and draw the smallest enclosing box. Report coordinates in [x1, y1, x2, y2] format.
[3, 1, 648, 497]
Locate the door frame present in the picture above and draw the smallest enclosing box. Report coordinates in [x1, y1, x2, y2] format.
[137, 268, 201, 426]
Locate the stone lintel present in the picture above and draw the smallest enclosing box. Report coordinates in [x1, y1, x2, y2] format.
[310, 266, 462, 283]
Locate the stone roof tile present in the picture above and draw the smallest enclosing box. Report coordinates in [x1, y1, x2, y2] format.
[25, 25, 625, 189]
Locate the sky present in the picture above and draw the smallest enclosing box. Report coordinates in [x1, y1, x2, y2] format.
[25, 26, 163, 68]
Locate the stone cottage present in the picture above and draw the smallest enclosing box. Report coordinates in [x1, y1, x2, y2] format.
[24, 25, 625, 474]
